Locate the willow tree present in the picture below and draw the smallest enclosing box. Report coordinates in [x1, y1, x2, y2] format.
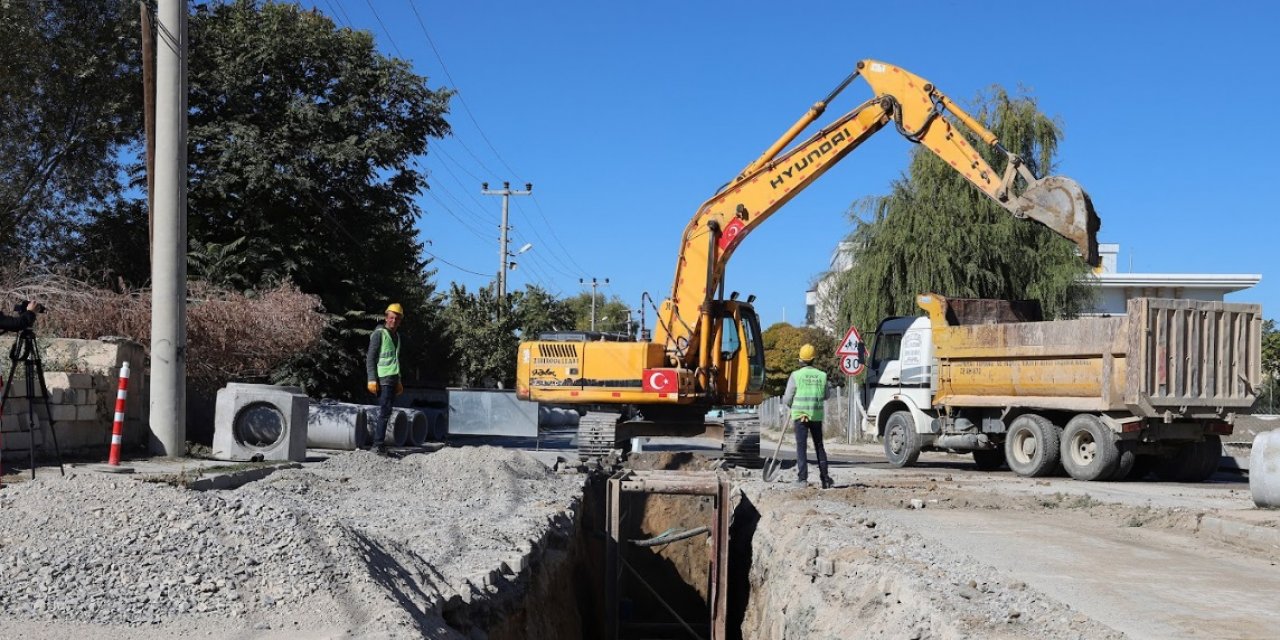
[830, 88, 1096, 335]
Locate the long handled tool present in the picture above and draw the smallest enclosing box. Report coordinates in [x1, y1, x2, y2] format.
[762, 417, 792, 482]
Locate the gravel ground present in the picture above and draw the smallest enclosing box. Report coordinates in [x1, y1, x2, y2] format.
[0, 446, 580, 639]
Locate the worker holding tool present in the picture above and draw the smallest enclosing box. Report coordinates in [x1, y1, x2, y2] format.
[366, 302, 405, 456]
[782, 344, 834, 489]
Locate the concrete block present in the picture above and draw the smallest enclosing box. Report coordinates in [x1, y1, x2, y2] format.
[49, 405, 78, 422]
[211, 383, 308, 462]
[42, 372, 73, 390]
[3, 398, 29, 416]
[48, 388, 64, 404]
[77, 404, 98, 421]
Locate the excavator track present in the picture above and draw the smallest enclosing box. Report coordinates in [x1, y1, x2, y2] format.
[722, 414, 763, 468]
[577, 411, 623, 462]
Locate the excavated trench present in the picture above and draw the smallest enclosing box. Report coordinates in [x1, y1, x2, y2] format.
[449, 452, 765, 640]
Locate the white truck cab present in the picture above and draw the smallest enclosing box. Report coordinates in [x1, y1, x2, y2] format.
[861, 316, 938, 465]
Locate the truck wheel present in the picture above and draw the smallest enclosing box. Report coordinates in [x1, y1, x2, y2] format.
[972, 449, 1004, 471]
[1105, 441, 1137, 481]
[1154, 435, 1222, 482]
[883, 411, 921, 468]
[1004, 414, 1061, 477]
[1061, 414, 1121, 481]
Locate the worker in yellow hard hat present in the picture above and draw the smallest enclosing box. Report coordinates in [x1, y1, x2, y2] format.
[365, 303, 405, 456]
[782, 343, 835, 489]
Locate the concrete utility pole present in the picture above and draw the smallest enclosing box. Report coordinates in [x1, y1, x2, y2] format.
[150, 0, 187, 456]
[480, 181, 533, 298]
[579, 277, 609, 331]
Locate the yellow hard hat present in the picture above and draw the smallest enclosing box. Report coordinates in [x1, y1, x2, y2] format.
[799, 344, 815, 362]
[385, 303, 404, 317]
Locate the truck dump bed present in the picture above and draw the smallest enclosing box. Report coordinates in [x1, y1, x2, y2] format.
[922, 295, 1263, 420]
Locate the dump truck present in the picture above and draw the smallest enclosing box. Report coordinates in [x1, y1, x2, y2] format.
[864, 293, 1264, 481]
[516, 59, 1101, 464]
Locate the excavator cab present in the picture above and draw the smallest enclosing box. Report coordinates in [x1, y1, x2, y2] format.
[709, 299, 766, 405]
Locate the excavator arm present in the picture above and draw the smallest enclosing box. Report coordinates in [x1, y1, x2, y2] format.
[654, 59, 1101, 377]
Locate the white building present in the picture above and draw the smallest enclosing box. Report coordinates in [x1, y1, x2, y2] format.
[804, 242, 1260, 331]
[1085, 243, 1261, 315]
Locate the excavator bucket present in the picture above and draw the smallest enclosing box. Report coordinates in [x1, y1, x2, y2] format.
[1014, 176, 1101, 267]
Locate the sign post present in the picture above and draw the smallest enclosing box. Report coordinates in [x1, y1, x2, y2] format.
[837, 325, 865, 441]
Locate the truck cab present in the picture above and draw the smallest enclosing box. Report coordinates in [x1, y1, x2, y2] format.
[862, 316, 935, 444]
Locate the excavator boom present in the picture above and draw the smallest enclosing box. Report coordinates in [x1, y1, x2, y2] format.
[655, 59, 1101, 370]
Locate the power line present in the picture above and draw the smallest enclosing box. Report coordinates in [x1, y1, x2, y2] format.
[326, 0, 355, 27]
[422, 189, 490, 241]
[362, 0, 404, 58]
[424, 249, 489, 276]
[511, 199, 587, 277]
[405, 0, 522, 178]
[320, 0, 350, 28]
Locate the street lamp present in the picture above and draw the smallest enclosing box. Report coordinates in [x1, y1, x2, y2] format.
[507, 243, 532, 271]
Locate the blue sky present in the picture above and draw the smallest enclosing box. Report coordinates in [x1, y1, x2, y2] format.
[300, 0, 1277, 330]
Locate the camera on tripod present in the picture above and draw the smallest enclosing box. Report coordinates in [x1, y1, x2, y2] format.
[14, 300, 45, 314]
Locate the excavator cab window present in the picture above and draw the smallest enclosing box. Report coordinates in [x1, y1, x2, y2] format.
[720, 312, 742, 361]
[740, 307, 765, 392]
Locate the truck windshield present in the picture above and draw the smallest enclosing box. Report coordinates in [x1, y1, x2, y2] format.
[872, 332, 902, 368]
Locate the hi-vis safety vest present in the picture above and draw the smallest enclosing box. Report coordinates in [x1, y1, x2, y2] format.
[790, 366, 827, 421]
[376, 328, 401, 378]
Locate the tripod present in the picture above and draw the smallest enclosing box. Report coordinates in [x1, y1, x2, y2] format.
[0, 328, 65, 480]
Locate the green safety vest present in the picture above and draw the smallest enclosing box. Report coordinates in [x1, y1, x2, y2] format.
[790, 366, 827, 421]
[376, 327, 401, 378]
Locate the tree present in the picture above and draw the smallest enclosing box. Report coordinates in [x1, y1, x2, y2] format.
[439, 284, 573, 388]
[136, 0, 449, 397]
[761, 322, 838, 397]
[565, 292, 632, 333]
[0, 0, 141, 262]
[513, 286, 574, 340]
[830, 88, 1096, 338]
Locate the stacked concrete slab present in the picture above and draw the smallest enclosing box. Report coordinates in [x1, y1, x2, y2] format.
[0, 337, 147, 454]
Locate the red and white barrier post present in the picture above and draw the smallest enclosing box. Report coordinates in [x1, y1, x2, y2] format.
[108, 362, 129, 466]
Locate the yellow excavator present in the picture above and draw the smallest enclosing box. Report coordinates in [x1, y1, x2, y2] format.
[516, 59, 1101, 464]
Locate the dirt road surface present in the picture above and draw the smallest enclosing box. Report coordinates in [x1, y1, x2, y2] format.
[755, 436, 1280, 640]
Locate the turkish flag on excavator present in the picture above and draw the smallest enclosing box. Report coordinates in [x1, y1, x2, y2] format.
[642, 368, 679, 393]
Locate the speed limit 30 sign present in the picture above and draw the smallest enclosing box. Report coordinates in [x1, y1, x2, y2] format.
[837, 325, 864, 376]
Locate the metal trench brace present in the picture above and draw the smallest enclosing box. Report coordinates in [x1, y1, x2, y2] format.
[605, 469, 731, 640]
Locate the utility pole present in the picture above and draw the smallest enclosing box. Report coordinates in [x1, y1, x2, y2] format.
[150, 0, 187, 456]
[481, 181, 533, 298]
[579, 277, 609, 332]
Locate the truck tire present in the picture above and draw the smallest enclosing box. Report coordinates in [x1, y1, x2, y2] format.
[972, 449, 1005, 471]
[1154, 435, 1222, 483]
[883, 411, 921, 468]
[1061, 414, 1121, 481]
[1105, 441, 1138, 481]
[1004, 414, 1061, 478]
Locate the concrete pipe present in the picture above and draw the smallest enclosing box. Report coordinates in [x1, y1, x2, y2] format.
[1250, 430, 1280, 508]
[366, 407, 410, 447]
[306, 401, 368, 451]
[395, 408, 429, 446]
[422, 409, 445, 441]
